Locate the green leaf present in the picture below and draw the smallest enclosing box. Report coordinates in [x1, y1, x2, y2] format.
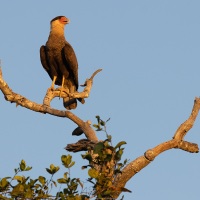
[57, 178, 67, 184]
[114, 141, 127, 149]
[52, 180, 57, 187]
[106, 134, 112, 142]
[117, 163, 123, 169]
[38, 176, 46, 185]
[29, 178, 38, 187]
[95, 115, 100, 122]
[68, 161, 75, 168]
[106, 118, 111, 122]
[61, 155, 73, 168]
[115, 149, 124, 161]
[14, 168, 19, 173]
[19, 160, 26, 171]
[0, 178, 9, 188]
[50, 164, 56, 170]
[25, 166, 32, 171]
[63, 172, 68, 179]
[34, 183, 41, 189]
[48, 164, 60, 174]
[81, 165, 88, 170]
[81, 154, 92, 162]
[114, 169, 122, 175]
[12, 184, 24, 196]
[43, 185, 48, 191]
[94, 142, 104, 154]
[123, 159, 128, 165]
[93, 124, 99, 128]
[100, 120, 105, 126]
[93, 124, 102, 131]
[104, 154, 112, 162]
[46, 168, 52, 175]
[103, 190, 112, 196]
[96, 127, 103, 131]
[88, 168, 99, 178]
[63, 188, 70, 195]
[77, 179, 83, 188]
[104, 140, 110, 147]
[24, 176, 30, 183]
[53, 166, 60, 174]
[24, 188, 34, 198]
[121, 187, 132, 193]
[14, 175, 23, 183]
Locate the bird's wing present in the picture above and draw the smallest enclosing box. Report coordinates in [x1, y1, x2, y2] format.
[62, 42, 79, 89]
[40, 45, 50, 72]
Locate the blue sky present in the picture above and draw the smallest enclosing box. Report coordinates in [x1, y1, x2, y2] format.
[0, 1, 200, 199]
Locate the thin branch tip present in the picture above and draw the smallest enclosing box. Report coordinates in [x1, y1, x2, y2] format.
[90, 68, 103, 79]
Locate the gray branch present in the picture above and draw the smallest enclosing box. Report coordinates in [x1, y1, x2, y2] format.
[0, 67, 100, 141]
[112, 97, 200, 198]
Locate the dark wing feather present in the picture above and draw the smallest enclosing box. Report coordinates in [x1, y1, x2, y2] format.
[40, 45, 61, 84]
[62, 42, 79, 89]
[40, 46, 50, 72]
[40, 45, 54, 80]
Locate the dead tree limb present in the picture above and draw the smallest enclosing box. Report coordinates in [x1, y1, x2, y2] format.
[0, 67, 100, 141]
[65, 139, 98, 152]
[112, 97, 200, 199]
[43, 69, 102, 107]
[1, 66, 200, 199]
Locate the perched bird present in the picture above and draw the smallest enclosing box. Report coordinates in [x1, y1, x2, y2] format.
[40, 16, 84, 109]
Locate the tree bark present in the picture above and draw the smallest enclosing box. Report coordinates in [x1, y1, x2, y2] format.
[112, 98, 200, 198]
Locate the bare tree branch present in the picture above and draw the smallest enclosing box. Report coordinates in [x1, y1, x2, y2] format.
[43, 69, 102, 107]
[113, 97, 200, 198]
[1, 65, 200, 199]
[173, 97, 200, 141]
[0, 67, 100, 141]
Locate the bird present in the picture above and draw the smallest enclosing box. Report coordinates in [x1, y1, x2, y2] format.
[40, 16, 84, 109]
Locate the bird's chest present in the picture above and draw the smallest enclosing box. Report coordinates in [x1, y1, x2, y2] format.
[46, 36, 65, 53]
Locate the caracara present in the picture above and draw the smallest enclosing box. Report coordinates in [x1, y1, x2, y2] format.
[40, 16, 84, 110]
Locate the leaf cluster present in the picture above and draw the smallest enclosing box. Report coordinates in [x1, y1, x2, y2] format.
[0, 116, 130, 199]
[0, 157, 88, 200]
[81, 116, 130, 199]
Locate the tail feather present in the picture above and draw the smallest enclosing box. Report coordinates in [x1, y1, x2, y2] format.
[62, 84, 77, 110]
[62, 83, 85, 110]
[63, 97, 77, 110]
[78, 98, 85, 104]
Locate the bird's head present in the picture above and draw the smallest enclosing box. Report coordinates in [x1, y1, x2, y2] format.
[50, 16, 70, 31]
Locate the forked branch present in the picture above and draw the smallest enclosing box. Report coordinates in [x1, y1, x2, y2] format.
[112, 97, 200, 198]
[0, 67, 100, 141]
[43, 69, 102, 107]
[1, 66, 200, 199]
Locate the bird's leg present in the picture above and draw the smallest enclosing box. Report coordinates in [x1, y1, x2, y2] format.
[51, 76, 57, 90]
[59, 76, 65, 99]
